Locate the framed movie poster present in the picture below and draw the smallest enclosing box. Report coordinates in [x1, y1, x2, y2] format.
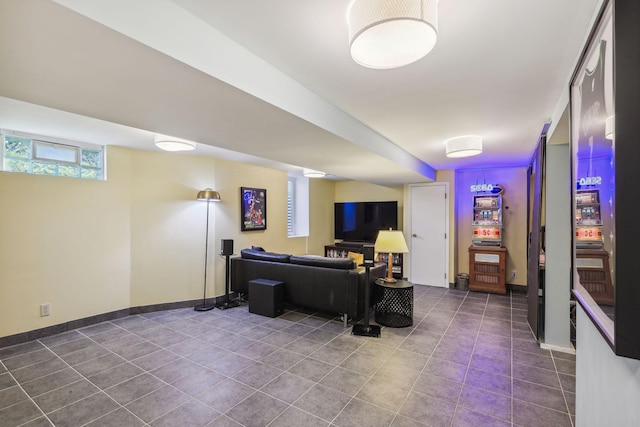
[240, 187, 266, 231]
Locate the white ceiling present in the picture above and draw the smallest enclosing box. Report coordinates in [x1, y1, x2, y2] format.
[0, 0, 600, 185]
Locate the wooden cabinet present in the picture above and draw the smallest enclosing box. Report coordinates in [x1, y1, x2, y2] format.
[325, 242, 365, 259]
[468, 246, 507, 294]
[324, 244, 354, 259]
[325, 242, 403, 279]
[575, 248, 613, 305]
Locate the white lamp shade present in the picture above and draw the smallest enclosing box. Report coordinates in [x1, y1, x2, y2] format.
[445, 135, 483, 158]
[348, 0, 439, 69]
[375, 229, 409, 253]
[154, 134, 196, 152]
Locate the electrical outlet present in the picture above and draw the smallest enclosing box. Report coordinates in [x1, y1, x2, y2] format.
[511, 270, 517, 279]
[40, 303, 51, 317]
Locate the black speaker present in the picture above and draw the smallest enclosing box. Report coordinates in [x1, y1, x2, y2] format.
[221, 239, 234, 256]
[362, 244, 375, 266]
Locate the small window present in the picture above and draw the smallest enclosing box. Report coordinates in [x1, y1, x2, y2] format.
[287, 177, 295, 236]
[287, 174, 309, 237]
[1, 131, 104, 180]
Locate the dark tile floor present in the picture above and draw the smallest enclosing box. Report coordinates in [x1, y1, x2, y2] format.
[0, 286, 575, 427]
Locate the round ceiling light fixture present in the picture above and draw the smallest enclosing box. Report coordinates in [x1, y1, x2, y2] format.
[303, 168, 326, 178]
[348, 0, 439, 69]
[154, 134, 196, 152]
[445, 135, 483, 158]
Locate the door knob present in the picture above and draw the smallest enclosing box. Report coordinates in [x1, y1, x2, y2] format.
[412, 234, 417, 237]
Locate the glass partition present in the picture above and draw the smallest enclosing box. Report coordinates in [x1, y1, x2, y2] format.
[574, 0, 640, 360]
[570, 1, 615, 343]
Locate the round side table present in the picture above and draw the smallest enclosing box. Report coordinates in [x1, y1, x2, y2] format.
[374, 278, 413, 327]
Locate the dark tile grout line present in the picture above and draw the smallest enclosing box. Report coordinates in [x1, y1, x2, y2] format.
[264, 286, 456, 426]
[9, 314, 211, 426]
[109, 310, 336, 426]
[508, 294, 575, 427]
[168, 294, 483, 427]
[0, 287, 575, 427]
[510, 293, 576, 425]
[448, 291, 491, 426]
[87, 307, 369, 426]
[384, 291, 441, 426]
[85, 312, 252, 425]
[414, 292, 512, 426]
[328, 286, 460, 427]
[258, 314, 369, 426]
[72, 323, 184, 426]
[259, 286, 443, 426]
[17, 306, 492, 426]
[552, 351, 576, 427]
[31, 319, 180, 426]
[1, 350, 58, 427]
[240, 300, 431, 425]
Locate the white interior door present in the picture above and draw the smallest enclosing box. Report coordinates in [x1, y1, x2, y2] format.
[410, 184, 449, 287]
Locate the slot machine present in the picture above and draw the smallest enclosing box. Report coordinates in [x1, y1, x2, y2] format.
[575, 189, 604, 248]
[472, 194, 503, 246]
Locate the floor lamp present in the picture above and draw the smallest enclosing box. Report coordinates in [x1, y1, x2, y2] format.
[194, 188, 220, 311]
[352, 244, 380, 337]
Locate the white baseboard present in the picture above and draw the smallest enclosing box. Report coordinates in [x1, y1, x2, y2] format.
[540, 342, 576, 355]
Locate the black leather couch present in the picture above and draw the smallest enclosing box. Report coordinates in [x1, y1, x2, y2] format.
[231, 249, 386, 325]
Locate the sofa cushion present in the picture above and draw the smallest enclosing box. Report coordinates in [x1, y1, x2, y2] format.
[241, 249, 290, 263]
[289, 255, 355, 270]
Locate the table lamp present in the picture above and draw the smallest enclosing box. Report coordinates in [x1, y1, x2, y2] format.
[375, 229, 409, 283]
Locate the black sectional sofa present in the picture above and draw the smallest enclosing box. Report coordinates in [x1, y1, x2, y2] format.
[231, 249, 386, 325]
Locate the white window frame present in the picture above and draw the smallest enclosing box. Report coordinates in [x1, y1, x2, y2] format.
[287, 174, 309, 237]
[33, 140, 80, 164]
[1, 129, 105, 180]
[287, 177, 296, 236]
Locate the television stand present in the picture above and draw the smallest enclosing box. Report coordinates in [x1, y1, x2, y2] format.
[325, 242, 403, 279]
[335, 241, 368, 248]
[325, 242, 364, 258]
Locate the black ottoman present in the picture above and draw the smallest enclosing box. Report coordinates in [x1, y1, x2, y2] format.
[248, 279, 284, 318]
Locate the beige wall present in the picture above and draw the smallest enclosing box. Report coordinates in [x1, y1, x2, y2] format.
[0, 147, 332, 337]
[129, 150, 221, 307]
[0, 147, 132, 337]
[455, 167, 529, 288]
[0, 145, 530, 339]
[308, 178, 336, 255]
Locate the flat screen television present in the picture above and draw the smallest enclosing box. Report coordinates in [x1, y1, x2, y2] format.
[334, 201, 398, 242]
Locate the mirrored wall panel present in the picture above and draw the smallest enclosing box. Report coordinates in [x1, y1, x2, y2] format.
[570, 1, 615, 342]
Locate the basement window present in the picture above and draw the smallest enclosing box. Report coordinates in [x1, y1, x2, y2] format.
[287, 174, 309, 237]
[1, 130, 104, 180]
[287, 177, 295, 236]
